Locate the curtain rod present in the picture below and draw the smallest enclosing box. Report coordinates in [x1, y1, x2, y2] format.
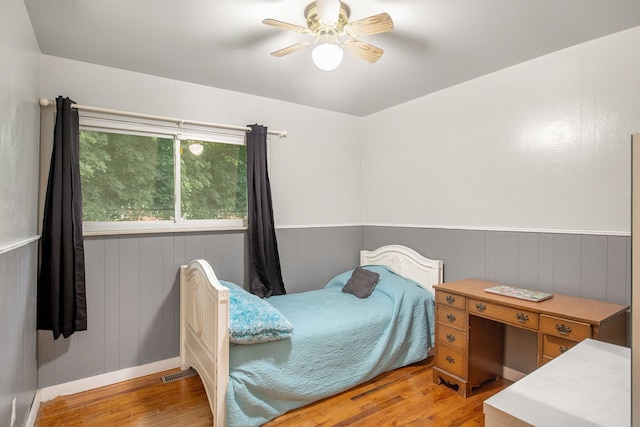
[38, 98, 288, 138]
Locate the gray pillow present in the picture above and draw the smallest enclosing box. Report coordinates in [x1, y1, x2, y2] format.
[342, 267, 380, 298]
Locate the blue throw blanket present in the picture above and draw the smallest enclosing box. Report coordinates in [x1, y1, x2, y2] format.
[225, 266, 435, 426]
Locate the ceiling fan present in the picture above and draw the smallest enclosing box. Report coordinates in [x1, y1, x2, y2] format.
[262, 0, 394, 71]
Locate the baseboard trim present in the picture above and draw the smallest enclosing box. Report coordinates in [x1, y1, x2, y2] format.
[38, 357, 181, 403]
[25, 390, 41, 427]
[502, 366, 526, 383]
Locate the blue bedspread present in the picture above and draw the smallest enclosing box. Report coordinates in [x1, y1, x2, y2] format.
[225, 265, 435, 427]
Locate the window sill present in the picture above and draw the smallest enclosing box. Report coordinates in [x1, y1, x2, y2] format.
[82, 220, 247, 237]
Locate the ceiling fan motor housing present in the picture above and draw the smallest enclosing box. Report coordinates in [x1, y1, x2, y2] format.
[304, 1, 350, 34]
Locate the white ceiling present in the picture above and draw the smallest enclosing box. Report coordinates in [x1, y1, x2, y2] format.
[24, 0, 640, 117]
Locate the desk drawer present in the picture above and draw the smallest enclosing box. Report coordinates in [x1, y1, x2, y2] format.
[436, 291, 466, 310]
[437, 306, 467, 330]
[436, 323, 466, 351]
[468, 299, 539, 330]
[543, 334, 578, 359]
[435, 345, 466, 379]
[540, 315, 591, 341]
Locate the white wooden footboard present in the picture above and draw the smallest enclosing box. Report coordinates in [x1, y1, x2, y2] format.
[180, 260, 229, 427]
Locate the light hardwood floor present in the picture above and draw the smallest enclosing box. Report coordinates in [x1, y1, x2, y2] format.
[36, 357, 511, 426]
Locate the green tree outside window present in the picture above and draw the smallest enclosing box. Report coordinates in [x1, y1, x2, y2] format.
[79, 130, 247, 222]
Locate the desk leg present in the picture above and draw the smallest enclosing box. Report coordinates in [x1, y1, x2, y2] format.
[537, 332, 544, 367]
[433, 367, 470, 397]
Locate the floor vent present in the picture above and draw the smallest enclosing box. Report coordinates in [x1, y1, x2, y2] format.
[162, 368, 198, 383]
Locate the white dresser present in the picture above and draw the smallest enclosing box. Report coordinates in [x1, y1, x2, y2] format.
[483, 339, 630, 427]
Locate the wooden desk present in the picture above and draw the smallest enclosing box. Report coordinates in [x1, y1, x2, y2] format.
[432, 279, 628, 397]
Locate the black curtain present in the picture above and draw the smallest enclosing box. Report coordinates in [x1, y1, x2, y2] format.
[246, 124, 286, 297]
[37, 96, 87, 339]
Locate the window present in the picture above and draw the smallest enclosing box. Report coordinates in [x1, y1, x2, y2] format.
[80, 130, 175, 222]
[79, 116, 247, 234]
[179, 139, 247, 220]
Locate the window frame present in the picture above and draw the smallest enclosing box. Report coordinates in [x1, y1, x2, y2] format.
[79, 114, 248, 236]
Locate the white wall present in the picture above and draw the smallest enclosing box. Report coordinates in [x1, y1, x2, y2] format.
[42, 27, 640, 235]
[362, 27, 640, 235]
[0, 0, 41, 248]
[0, 0, 41, 424]
[41, 56, 363, 228]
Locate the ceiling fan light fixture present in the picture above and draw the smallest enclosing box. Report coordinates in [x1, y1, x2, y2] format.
[312, 43, 343, 71]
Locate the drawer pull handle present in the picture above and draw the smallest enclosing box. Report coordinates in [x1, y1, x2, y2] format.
[555, 324, 572, 335]
[446, 333, 456, 343]
[445, 355, 455, 364]
[516, 312, 529, 323]
[446, 313, 457, 323]
[475, 303, 486, 312]
[446, 295, 456, 305]
[559, 346, 569, 354]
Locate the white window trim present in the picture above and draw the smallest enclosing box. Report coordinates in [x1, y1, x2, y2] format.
[79, 113, 248, 236]
[82, 219, 247, 236]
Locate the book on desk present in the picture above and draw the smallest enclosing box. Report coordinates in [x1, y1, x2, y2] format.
[484, 285, 553, 302]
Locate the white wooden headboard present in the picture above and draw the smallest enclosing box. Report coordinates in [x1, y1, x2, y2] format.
[360, 244, 444, 294]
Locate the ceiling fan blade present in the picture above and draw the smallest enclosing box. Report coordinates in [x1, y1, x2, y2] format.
[315, 0, 340, 26]
[270, 41, 312, 57]
[262, 18, 311, 35]
[344, 13, 394, 37]
[343, 39, 384, 63]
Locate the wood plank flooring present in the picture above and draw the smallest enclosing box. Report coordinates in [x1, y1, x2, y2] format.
[36, 357, 511, 426]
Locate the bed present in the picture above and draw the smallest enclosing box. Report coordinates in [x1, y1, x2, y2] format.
[180, 244, 443, 427]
